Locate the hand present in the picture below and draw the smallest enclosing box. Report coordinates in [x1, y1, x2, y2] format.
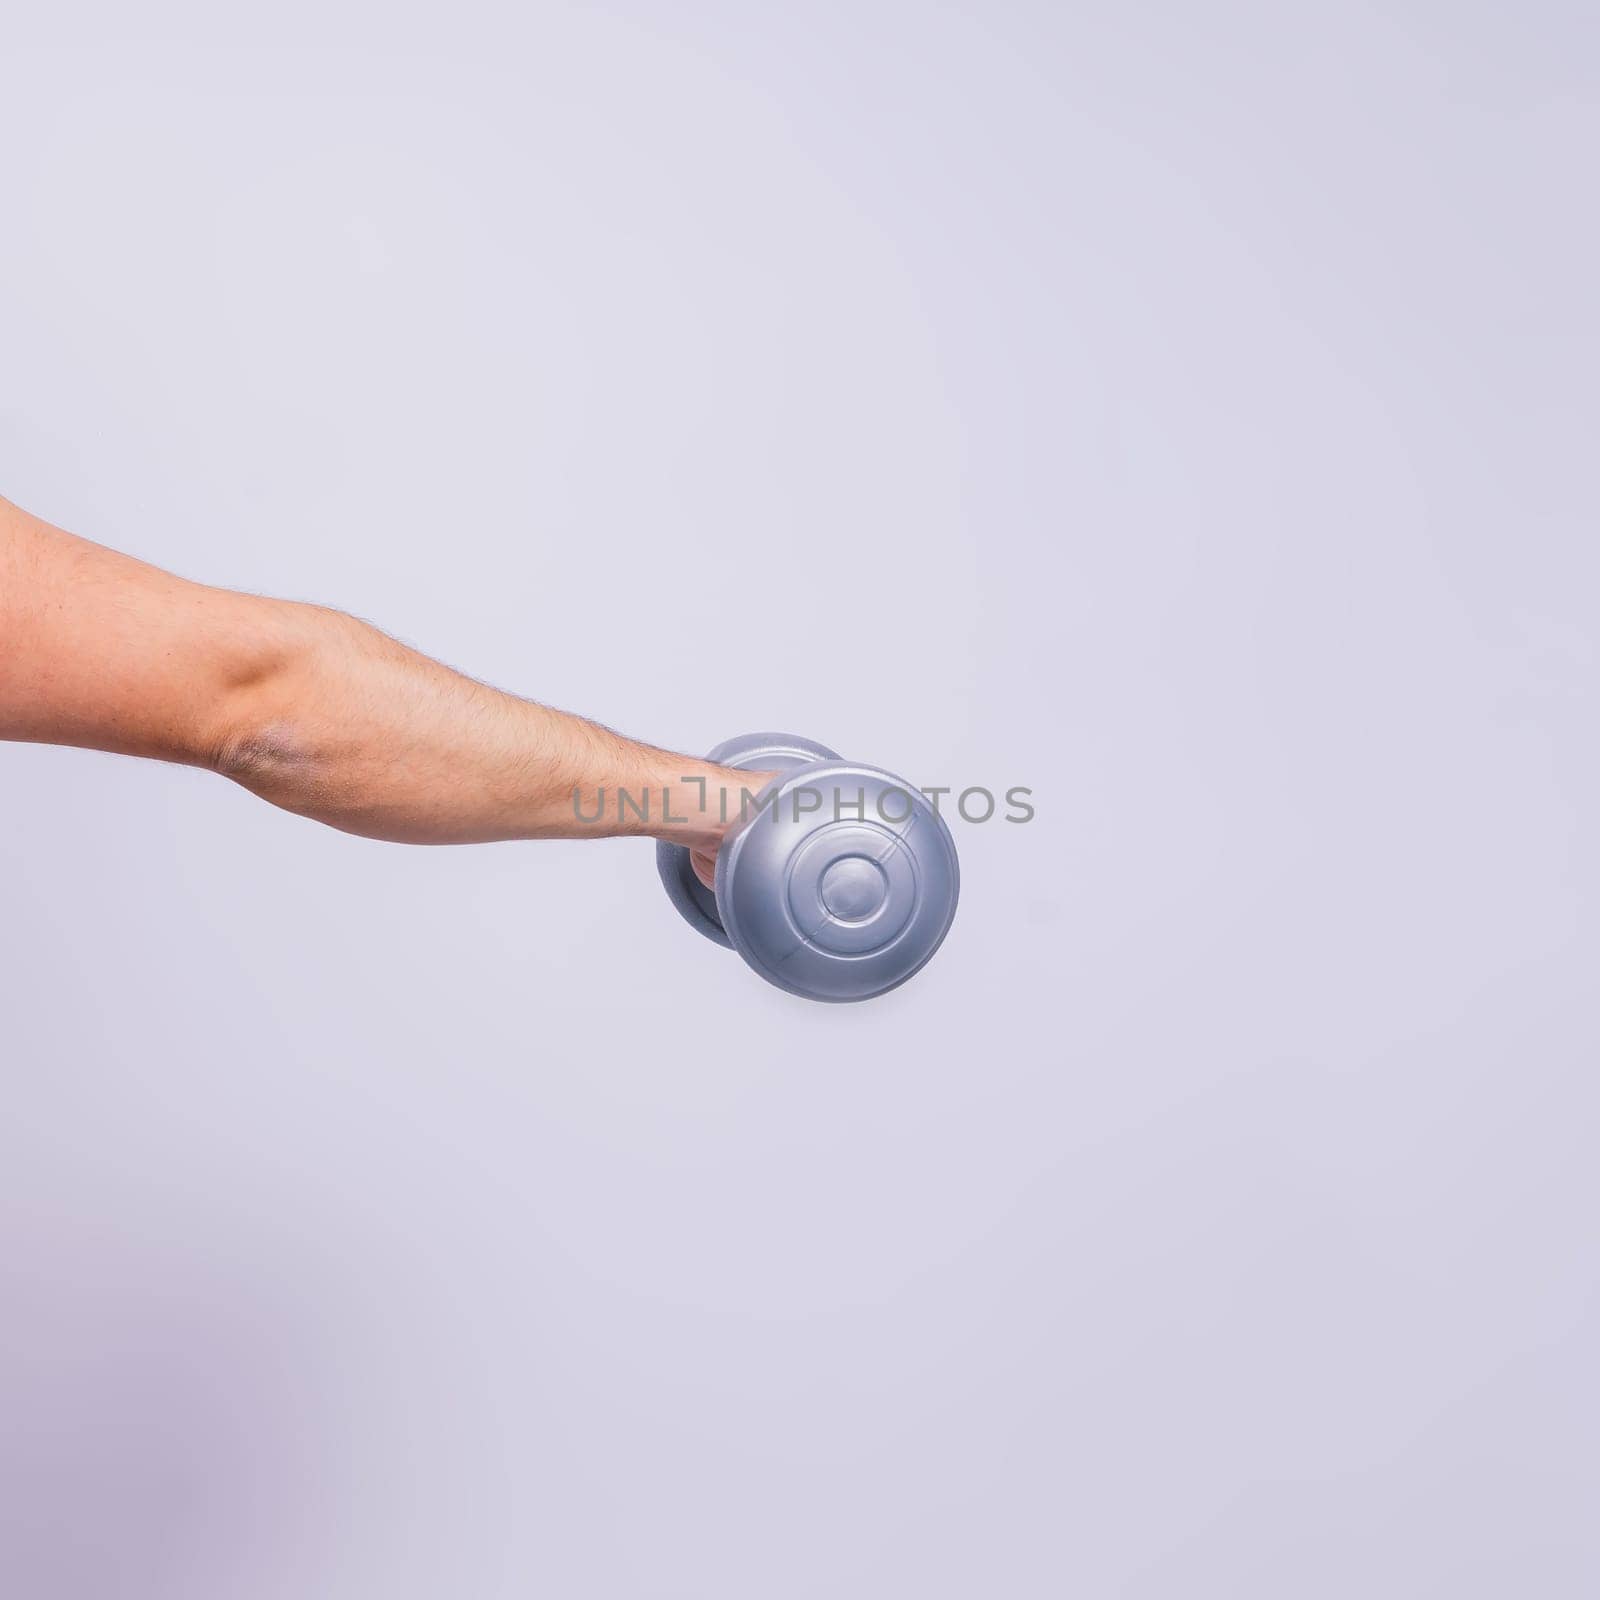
[688, 770, 778, 890]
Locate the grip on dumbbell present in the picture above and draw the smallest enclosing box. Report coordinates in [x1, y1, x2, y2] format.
[656, 731, 960, 1003]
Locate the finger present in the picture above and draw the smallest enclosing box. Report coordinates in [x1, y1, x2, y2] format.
[690, 846, 716, 890]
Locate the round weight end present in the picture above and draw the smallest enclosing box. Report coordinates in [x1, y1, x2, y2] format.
[656, 837, 733, 949]
[716, 763, 960, 1003]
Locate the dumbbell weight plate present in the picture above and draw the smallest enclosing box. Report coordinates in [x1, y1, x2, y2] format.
[716, 762, 960, 1003]
[655, 732, 842, 949]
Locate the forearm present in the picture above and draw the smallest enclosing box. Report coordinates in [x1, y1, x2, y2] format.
[214, 599, 756, 847]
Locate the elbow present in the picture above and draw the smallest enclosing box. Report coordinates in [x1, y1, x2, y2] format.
[205, 600, 326, 801]
[212, 717, 314, 798]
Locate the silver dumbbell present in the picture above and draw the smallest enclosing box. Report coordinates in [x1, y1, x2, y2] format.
[656, 732, 960, 1002]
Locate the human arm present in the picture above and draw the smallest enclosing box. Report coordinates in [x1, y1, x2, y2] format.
[0, 494, 766, 869]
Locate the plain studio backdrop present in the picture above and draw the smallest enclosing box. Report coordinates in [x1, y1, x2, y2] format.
[2, 3, 1596, 1596]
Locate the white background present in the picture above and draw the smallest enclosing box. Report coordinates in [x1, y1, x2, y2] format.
[2, 3, 1596, 1595]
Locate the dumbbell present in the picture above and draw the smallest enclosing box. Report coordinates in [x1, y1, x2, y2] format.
[656, 732, 960, 1002]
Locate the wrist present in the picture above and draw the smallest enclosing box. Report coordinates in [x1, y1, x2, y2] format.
[562, 749, 775, 849]
[650, 763, 776, 851]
